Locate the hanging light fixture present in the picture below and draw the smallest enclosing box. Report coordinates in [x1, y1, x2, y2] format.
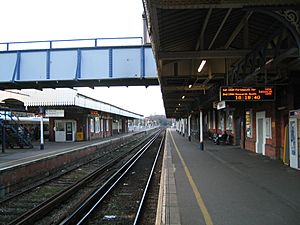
[197, 60, 206, 73]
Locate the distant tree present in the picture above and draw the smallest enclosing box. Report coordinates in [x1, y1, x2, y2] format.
[145, 115, 171, 126]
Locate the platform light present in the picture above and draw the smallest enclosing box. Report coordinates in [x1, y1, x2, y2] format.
[182, 95, 185, 99]
[265, 58, 274, 65]
[178, 103, 181, 106]
[197, 60, 206, 73]
[188, 84, 192, 88]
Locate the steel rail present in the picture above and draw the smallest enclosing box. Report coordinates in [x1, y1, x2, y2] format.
[6, 131, 158, 225]
[132, 130, 165, 225]
[0, 132, 145, 205]
[59, 130, 161, 225]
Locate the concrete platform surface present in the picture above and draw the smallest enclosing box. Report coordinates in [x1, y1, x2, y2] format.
[157, 128, 300, 225]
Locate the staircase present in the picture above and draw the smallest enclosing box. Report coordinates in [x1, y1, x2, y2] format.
[0, 112, 33, 149]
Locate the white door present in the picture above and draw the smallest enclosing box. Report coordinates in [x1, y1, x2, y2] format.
[256, 111, 266, 155]
[55, 121, 66, 142]
[289, 118, 299, 169]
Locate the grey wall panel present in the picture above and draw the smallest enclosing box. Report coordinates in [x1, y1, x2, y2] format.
[80, 49, 110, 79]
[112, 48, 140, 78]
[0, 53, 17, 82]
[19, 52, 47, 80]
[50, 50, 77, 80]
[145, 48, 157, 77]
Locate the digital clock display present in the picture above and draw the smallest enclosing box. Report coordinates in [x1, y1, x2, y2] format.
[220, 87, 275, 101]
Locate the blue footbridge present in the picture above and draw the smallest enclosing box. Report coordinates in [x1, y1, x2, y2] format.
[0, 37, 158, 89]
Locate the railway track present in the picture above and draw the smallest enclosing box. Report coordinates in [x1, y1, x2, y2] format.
[60, 129, 165, 225]
[0, 129, 160, 225]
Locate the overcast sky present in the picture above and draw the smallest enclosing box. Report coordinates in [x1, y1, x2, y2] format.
[0, 0, 165, 116]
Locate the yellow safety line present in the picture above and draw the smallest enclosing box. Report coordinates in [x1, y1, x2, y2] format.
[169, 130, 214, 225]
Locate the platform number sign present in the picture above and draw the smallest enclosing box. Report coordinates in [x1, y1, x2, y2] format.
[220, 87, 275, 101]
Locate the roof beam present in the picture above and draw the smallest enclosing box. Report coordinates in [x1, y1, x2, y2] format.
[163, 86, 209, 91]
[158, 49, 250, 59]
[158, 49, 299, 60]
[196, 8, 212, 50]
[224, 11, 253, 49]
[208, 8, 232, 50]
[236, 48, 298, 84]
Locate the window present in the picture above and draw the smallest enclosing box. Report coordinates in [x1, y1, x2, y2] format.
[56, 121, 65, 131]
[101, 119, 104, 132]
[245, 110, 252, 138]
[95, 117, 100, 133]
[226, 110, 234, 132]
[218, 111, 224, 131]
[266, 117, 272, 138]
[208, 112, 211, 129]
[212, 111, 216, 129]
[90, 118, 94, 133]
[106, 119, 109, 131]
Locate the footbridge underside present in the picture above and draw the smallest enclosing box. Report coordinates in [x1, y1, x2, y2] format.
[0, 40, 158, 89]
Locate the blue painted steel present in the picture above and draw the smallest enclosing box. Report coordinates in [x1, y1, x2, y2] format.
[0, 37, 157, 87]
[75, 49, 82, 80]
[12, 52, 20, 82]
[145, 48, 157, 77]
[80, 49, 109, 79]
[0, 53, 17, 82]
[0, 37, 143, 51]
[141, 46, 145, 78]
[20, 52, 47, 80]
[109, 48, 113, 78]
[46, 51, 50, 79]
[113, 48, 141, 78]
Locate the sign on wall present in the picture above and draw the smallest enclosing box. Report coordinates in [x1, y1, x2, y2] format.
[45, 109, 64, 117]
[220, 86, 275, 101]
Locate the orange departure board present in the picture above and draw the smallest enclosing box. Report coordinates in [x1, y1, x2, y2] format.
[220, 87, 275, 101]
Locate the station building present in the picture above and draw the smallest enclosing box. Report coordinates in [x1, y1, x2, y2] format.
[143, 1, 300, 171]
[0, 89, 143, 142]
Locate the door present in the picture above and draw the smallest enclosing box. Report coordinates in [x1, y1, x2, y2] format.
[256, 111, 266, 155]
[66, 122, 73, 141]
[257, 118, 264, 154]
[55, 121, 65, 142]
[289, 118, 299, 169]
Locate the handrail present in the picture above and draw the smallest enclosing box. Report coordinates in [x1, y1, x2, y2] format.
[0, 37, 144, 52]
[0, 111, 32, 148]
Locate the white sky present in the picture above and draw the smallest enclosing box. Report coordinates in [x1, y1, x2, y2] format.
[0, 0, 165, 117]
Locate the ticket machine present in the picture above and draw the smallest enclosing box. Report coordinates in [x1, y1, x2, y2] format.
[289, 110, 300, 170]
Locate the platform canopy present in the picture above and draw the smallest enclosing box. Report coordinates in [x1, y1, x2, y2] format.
[143, 0, 300, 118]
[0, 89, 143, 120]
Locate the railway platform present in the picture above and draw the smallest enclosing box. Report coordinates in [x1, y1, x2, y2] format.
[0, 132, 135, 170]
[0, 131, 143, 196]
[158, 128, 300, 225]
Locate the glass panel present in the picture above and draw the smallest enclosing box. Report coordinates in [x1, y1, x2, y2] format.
[90, 118, 94, 133]
[66, 123, 72, 132]
[245, 110, 252, 138]
[56, 122, 65, 131]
